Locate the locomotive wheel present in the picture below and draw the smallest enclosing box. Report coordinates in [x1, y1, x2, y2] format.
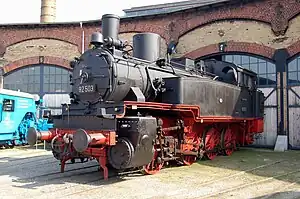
[142, 147, 164, 175]
[7, 141, 15, 149]
[51, 135, 66, 160]
[182, 155, 197, 166]
[204, 128, 220, 160]
[223, 128, 236, 156]
[11, 140, 15, 148]
[181, 136, 200, 165]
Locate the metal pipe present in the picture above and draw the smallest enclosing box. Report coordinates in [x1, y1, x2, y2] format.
[80, 22, 85, 54]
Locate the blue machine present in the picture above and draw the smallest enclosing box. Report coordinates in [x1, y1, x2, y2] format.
[0, 88, 53, 147]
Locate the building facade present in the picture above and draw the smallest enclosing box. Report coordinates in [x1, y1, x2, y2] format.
[0, 0, 299, 149]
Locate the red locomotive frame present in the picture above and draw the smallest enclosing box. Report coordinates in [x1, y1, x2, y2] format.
[36, 101, 264, 180]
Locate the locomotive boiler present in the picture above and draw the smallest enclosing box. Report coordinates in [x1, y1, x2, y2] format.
[27, 14, 265, 179]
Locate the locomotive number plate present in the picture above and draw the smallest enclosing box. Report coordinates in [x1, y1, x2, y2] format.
[78, 85, 95, 93]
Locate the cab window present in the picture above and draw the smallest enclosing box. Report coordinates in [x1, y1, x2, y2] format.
[3, 99, 15, 112]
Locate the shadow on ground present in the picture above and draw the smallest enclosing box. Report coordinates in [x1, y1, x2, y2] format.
[1, 143, 300, 193]
[0, 143, 142, 190]
[251, 191, 300, 199]
[192, 147, 300, 185]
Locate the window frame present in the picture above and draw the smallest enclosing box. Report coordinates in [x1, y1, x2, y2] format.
[197, 53, 277, 88]
[287, 55, 300, 86]
[222, 54, 276, 88]
[3, 99, 15, 112]
[3, 64, 72, 115]
[3, 64, 72, 94]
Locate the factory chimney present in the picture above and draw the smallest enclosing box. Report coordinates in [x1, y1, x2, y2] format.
[40, 0, 56, 23]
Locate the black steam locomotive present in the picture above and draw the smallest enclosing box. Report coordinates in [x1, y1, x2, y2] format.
[28, 14, 264, 179]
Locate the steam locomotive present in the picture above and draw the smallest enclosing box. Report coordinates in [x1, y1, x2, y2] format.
[27, 14, 264, 179]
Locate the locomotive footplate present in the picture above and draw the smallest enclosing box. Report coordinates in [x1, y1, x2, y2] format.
[53, 102, 126, 130]
[60, 102, 125, 119]
[53, 116, 118, 131]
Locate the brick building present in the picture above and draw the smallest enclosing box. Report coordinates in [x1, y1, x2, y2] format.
[0, 0, 299, 149]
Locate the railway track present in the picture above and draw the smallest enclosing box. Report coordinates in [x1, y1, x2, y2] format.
[52, 160, 299, 199]
[201, 163, 300, 199]
[21, 160, 299, 198]
[0, 148, 145, 198]
[0, 149, 300, 199]
[2, 162, 143, 198]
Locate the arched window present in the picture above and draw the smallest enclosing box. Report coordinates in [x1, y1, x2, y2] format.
[43, 66, 71, 93]
[223, 55, 276, 87]
[287, 55, 300, 148]
[4, 65, 41, 93]
[3, 64, 71, 94]
[287, 56, 300, 85]
[3, 64, 72, 115]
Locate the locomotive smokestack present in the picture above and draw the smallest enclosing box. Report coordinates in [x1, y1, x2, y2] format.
[40, 0, 56, 23]
[133, 33, 161, 62]
[101, 14, 120, 40]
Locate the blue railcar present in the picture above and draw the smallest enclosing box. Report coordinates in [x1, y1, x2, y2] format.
[0, 88, 53, 147]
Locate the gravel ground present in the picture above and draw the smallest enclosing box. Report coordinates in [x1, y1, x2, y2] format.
[0, 146, 300, 199]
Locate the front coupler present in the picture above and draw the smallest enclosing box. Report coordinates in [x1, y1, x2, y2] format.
[27, 127, 116, 179]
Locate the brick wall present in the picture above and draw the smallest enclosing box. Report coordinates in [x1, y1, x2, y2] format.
[167, 0, 300, 40]
[3, 38, 81, 62]
[177, 14, 300, 59]
[3, 56, 70, 74]
[0, 0, 300, 73]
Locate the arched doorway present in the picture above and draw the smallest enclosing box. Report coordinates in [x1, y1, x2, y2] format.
[198, 53, 277, 147]
[3, 64, 71, 115]
[287, 55, 300, 149]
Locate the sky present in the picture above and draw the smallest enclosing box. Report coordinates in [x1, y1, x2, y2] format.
[0, 0, 185, 24]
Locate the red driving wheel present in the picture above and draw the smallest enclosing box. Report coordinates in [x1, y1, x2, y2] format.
[143, 148, 164, 175]
[182, 136, 200, 166]
[223, 128, 236, 156]
[182, 155, 197, 166]
[204, 128, 220, 160]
